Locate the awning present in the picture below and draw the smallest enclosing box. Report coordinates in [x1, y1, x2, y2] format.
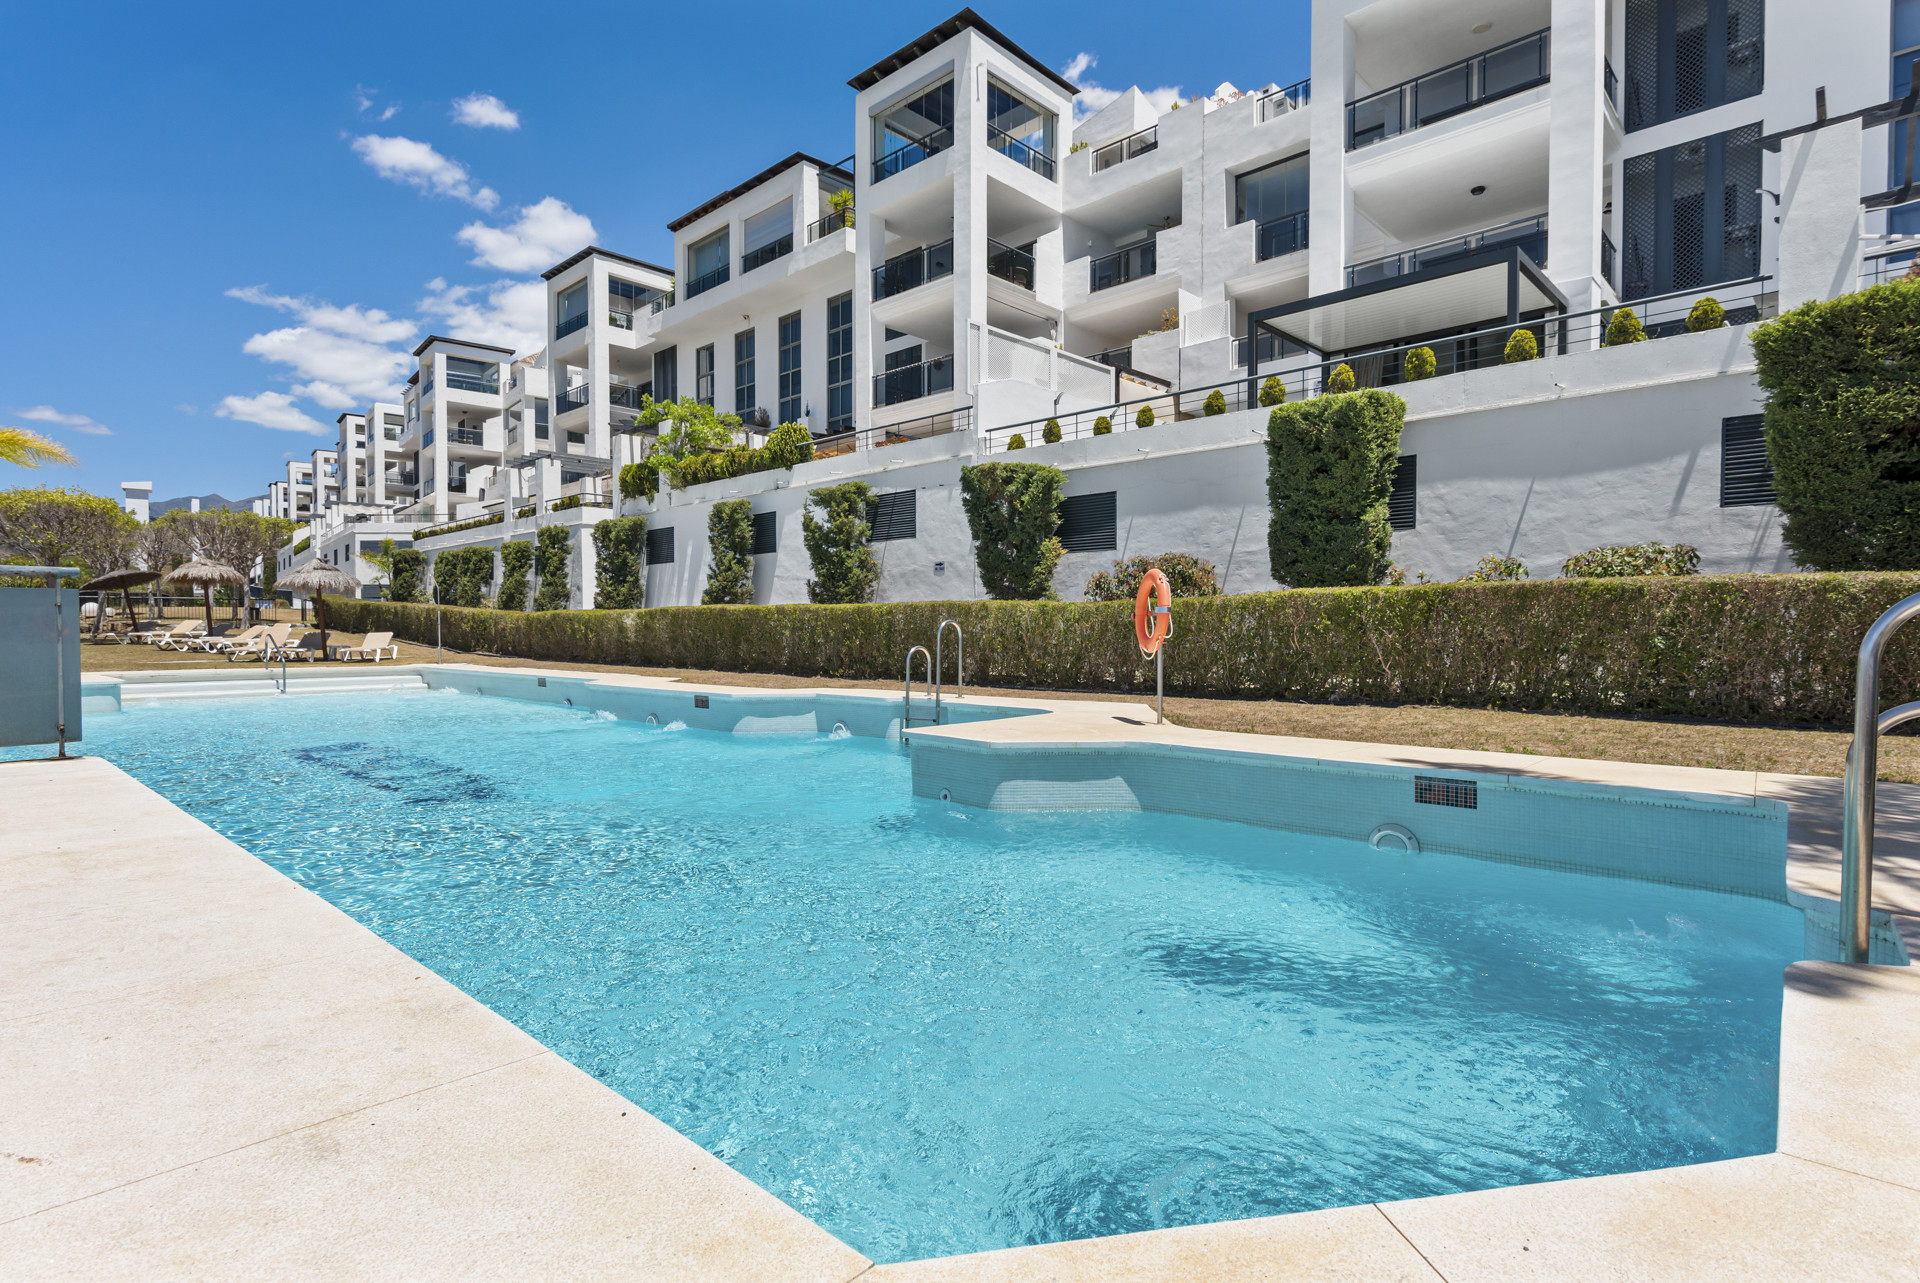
[1246, 246, 1567, 359]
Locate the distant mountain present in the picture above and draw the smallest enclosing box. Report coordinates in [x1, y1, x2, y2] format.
[150, 493, 265, 516]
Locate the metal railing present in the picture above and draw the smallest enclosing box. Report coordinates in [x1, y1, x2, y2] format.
[1090, 240, 1156, 291]
[684, 263, 729, 298]
[872, 356, 954, 406]
[1088, 344, 1133, 368]
[650, 291, 675, 314]
[1347, 214, 1548, 287]
[555, 313, 589, 340]
[812, 407, 971, 459]
[1255, 210, 1310, 262]
[1841, 592, 1920, 962]
[447, 426, 485, 447]
[1092, 125, 1158, 172]
[873, 126, 953, 182]
[1347, 27, 1550, 150]
[1257, 78, 1311, 121]
[446, 372, 498, 395]
[983, 374, 1269, 452]
[608, 383, 648, 410]
[872, 238, 953, 299]
[808, 206, 853, 240]
[556, 385, 590, 413]
[1604, 59, 1619, 110]
[986, 238, 1035, 289]
[988, 125, 1055, 179]
[742, 234, 793, 273]
[1861, 243, 1918, 288]
[1602, 231, 1617, 289]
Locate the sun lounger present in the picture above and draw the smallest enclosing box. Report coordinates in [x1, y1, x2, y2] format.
[196, 624, 267, 653]
[118, 621, 168, 645]
[339, 631, 398, 662]
[285, 632, 328, 661]
[154, 622, 209, 650]
[227, 622, 295, 661]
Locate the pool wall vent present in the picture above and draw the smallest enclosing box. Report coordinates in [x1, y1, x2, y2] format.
[940, 788, 952, 802]
[1369, 824, 1421, 853]
[1414, 775, 1477, 809]
[833, 722, 848, 735]
[537, 677, 547, 687]
[694, 694, 710, 709]
[645, 714, 658, 725]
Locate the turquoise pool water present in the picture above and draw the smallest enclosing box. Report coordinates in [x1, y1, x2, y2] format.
[63, 691, 1802, 1261]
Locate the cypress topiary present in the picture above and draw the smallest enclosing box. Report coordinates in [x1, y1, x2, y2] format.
[1404, 347, 1436, 380]
[1266, 388, 1405, 587]
[618, 461, 657, 502]
[532, 525, 571, 611]
[801, 481, 878, 603]
[701, 500, 754, 605]
[763, 420, 816, 469]
[1606, 307, 1646, 345]
[1324, 363, 1356, 393]
[1091, 416, 1112, 435]
[430, 544, 493, 608]
[496, 539, 533, 610]
[1135, 404, 1155, 428]
[1750, 281, 1920, 569]
[959, 462, 1067, 600]
[590, 516, 647, 608]
[1687, 297, 1725, 332]
[1504, 329, 1539, 362]
[1259, 375, 1285, 407]
[386, 548, 425, 603]
[1202, 388, 1227, 416]
[1007, 433, 1027, 450]
[1042, 418, 1062, 444]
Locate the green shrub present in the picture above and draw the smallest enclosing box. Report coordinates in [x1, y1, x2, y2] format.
[1606, 307, 1646, 345]
[1687, 297, 1725, 332]
[1752, 281, 1920, 570]
[496, 540, 533, 611]
[1460, 554, 1528, 582]
[763, 420, 816, 470]
[1561, 542, 1701, 578]
[1007, 433, 1027, 450]
[1042, 418, 1062, 444]
[1503, 329, 1539, 362]
[672, 445, 765, 490]
[431, 544, 495, 607]
[1404, 347, 1436, 380]
[532, 525, 572, 611]
[960, 462, 1066, 600]
[702, 500, 754, 605]
[326, 572, 1920, 726]
[591, 516, 648, 608]
[1324, 363, 1356, 394]
[619, 462, 657, 502]
[420, 512, 503, 540]
[1085, 553, 1222, 601]
[1258, 376, 1285, 407]
[1091, 417, 1112, 435]
[516, 505, 535, 518]
[1135, 404, 1155, 428]
[387, 548, 425, 603]
[1202, 389, 1227, 416]
[1266, 388, 1405, 588]
[292, 536, 311, 555]
[802, 481, 878, 604]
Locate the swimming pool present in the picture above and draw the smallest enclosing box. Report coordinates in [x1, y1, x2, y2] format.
[67, 689, 1804, 1262]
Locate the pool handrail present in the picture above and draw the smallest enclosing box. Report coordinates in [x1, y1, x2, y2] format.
[1841, 590, 1920, 961]
[936, 620, 963, 713]
[904, 645, 933, 731]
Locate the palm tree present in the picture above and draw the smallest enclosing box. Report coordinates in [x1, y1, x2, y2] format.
[0, 426, 76, 469]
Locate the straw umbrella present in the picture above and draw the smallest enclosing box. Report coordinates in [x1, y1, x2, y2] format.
[78, 567, 160, 638]
[275, 562, 360, 654]
[161, 559, 246, 632]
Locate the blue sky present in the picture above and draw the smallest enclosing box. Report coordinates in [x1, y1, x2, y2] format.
[0, 1, 1309, 503]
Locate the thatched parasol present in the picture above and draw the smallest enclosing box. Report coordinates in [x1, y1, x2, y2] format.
[161, 559, 246, 631]
[78, 567, 161, 637]
[275, 562, 360, 653]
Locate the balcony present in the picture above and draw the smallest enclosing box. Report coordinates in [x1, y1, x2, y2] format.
[608, 384, 648, 411]
[1255, 210, 1310, 262]
[1090, 240, 1156, 292]
[808, 206, 853, 241]
[557, 385, 590, 413]
[872, 356, 954, 406]
[1347, 215, 1547, 287]
[650, 292, 675, 314]
[448, 426, 486, 447]
[1092, 126, 1157, 173]
[445, 372, 498, 395]
[989, 125, 1055, 180]
[555, 313, 589, 341]
[986, 238, 1035, 290]
[684, 263, 730, 299]
[1256, 78, 1311, 122]
[1602, 231, 1616, 289]
[742, 234, 793, 273]
[1346, 28, 1550, 150]
[873, 239, 954, 300]
[873, 126, 953, 183]
[1605, 60, 1619, 112]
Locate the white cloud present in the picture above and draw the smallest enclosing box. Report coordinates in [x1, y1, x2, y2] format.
[455, 197, 596, 273]
[355, 86, 400, 121]
[215, 392, 328, 435]
[350, 134, 497, 209]
[452, 92, 519, 130]
[224, 286, 417, 410]
[1060, 53, 1182, 123]
[417, 278, 546, 356]
[16, 404, 112, 435]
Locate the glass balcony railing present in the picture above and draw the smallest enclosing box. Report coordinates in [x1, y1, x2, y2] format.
[986, 238, 1035, 290]
[684, 263, 730, 299]
[1092, 126, 1157, 173]
[555, 312, 589, 340]
[989, 125, 1055, 180]
[872, 239, 954, 300]
[1089, 240, 1156, 292]
[445, 373, 498, 394]
[872, 356, 954, 406]
[873, 126, 953, 183]
[1345, 214, 1548, 287]
[1255, 210, 1310, 261]
[448, 426, 485, 447]
[1605, 60, 1618, 111]
[808, 206, 853, 241]
[1346, 28, 1550, 150]
[1256, 78, 1311, 121]
[608, 384, 648, 410]
[556, 385, 590, 413]
[1602, 230, 1616, 289]
[650, 291, 675, 314]
[742, 233, 793, 273]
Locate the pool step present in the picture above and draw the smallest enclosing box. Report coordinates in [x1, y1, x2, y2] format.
[120, 673, 428, 701]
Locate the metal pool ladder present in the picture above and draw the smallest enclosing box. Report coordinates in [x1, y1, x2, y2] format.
[264, 636, 289, 695]
[936, 619, 963, 705]
[903, 645, 933, 731]
[1842, 591, 1920, 962]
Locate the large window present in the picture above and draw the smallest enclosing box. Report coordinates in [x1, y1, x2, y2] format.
[695, 344, 716, 406]
[734, 330, 756, 417]
[1622, 0, 1764, 131]
[1235, 153, 1309, 225]
[686, 228, 730, 297]
[826, 293, 853, 431]
[1892, 0, 1920, 189]
[778, 312, 802, 425]
[742, 200, 794, 272]
[555, 280, 588, 339]
[653, 346, 678, 403]
[445, 357, 499, 394]
[873, 79, 954, 180]
[1621, 122, 1761, 298]
[987, 78, 1056, 178]
[608, 277, 661, 330]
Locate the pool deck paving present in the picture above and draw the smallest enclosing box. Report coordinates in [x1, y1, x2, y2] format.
[5, 672, 1919, 1279]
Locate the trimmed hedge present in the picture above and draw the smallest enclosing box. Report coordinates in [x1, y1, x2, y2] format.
[1266, 389, 1405, 588]
[325, 571, 1920, 726]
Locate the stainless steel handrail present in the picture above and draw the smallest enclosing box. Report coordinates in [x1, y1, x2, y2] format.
[262, 636, 289, 694]
[1841, 591, 1920, 960]
[903, 645, 933, 732]
[936, 619, 963, 716]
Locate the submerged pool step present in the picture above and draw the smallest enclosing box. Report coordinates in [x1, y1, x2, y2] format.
[121, 674, 428, 701]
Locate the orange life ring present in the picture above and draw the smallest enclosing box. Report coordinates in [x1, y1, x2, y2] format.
[1134, 568, 1172, 656]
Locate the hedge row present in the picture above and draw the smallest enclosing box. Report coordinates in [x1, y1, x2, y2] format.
[325, 572, 1920, 725]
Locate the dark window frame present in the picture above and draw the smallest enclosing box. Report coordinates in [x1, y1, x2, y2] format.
[734, 329, 756, 417]
[778, 312, 803, 424]
[826, 293, 853, 431]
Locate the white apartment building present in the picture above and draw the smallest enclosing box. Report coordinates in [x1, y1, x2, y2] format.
[393, 335, 513, 523]
[386, 3, 1900, 607]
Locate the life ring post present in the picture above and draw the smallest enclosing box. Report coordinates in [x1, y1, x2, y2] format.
[1132, 568, 1173, 725]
